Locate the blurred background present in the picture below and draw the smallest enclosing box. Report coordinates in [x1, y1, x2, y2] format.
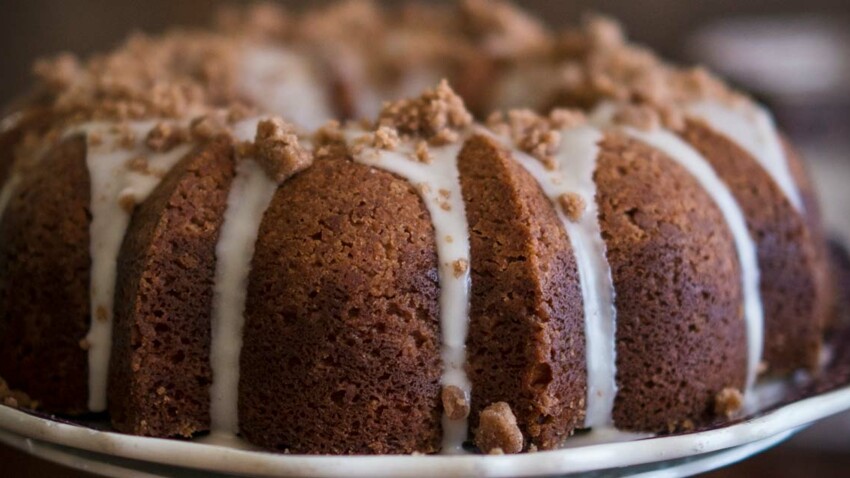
[1, 0, 849, 476]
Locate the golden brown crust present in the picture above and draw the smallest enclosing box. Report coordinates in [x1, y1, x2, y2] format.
[108, 137, 236, 438]
[239, 156, 442, 454]
[595, 133, 747, 432]
[460, 134, 585, 450]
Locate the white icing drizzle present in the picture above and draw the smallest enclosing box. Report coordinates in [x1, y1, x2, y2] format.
[209, 118, 279, 436]
[343, 130, 471, 454]
[238, 47, 335, 131]
[590, 103, 764, 395]
[77, 121, 194, 411]
[493, 126, 618, 429]
[686, 100, 804, 212]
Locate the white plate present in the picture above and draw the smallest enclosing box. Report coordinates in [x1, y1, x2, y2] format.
[0, 425, 801, 478]
[1, 382, 849, 478]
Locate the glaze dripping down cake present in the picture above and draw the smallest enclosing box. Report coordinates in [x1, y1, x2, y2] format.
[0, 0, 837, 455]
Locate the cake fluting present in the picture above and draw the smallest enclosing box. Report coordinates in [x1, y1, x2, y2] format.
[0, 0, 836, 455]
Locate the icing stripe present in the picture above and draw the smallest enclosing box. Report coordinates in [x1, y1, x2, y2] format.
[620, 126, 764, 394]
[498, 126, 618, 429]
[344, 132, 472, 453]
[79, 121, 193, 411]
[686, 101, 804, 212]
[209, 118, 279, 435]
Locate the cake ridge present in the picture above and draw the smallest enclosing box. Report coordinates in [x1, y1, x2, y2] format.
[589, 103, 764, 396]
[342, 132, 473, 454]
[77, 120, 195, 411]
[487, 124, 617, 429]
[208, 117, 280, 436]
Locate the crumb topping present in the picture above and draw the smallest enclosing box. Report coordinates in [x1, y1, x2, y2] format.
[251, 118, 313, 184]
[551, 15, 745, 115]
[9, 1, 753, 177]
[611, 104, 661, 132]
[474, 401, 524, 454]
[33, 53, 81, 91]
[559, 192, 586, 222]
[146, 122, 190, 152]
[33, 31, 240, 125]
[414, 140, 431, 163]
[441, 385, 470, 420]
[377, 80, 473, 146]
[369, 125, 401, 151]
[487, 108, 585, 168]
[460, 0, 550, 59]
[312, 120, 355, 161]
[452, 259, 469, 278]
[190, 112, 232, 141]
[666, 417, 696, 434]
[714, 387, 744, 418]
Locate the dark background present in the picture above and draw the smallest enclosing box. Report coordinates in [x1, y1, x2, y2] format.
[1, 1, 849, 476]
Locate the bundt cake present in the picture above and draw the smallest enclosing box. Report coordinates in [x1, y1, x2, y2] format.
[0, 0, 837, 455]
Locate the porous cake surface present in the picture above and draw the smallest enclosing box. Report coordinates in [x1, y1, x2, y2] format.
[0, 0, 837, 455]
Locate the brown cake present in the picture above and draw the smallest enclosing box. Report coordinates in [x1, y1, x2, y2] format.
[0, 0, 837, 455]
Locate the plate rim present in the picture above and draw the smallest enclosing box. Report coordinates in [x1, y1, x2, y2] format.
[0, 426, 801, 478]
[1, 384, 849, 477]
